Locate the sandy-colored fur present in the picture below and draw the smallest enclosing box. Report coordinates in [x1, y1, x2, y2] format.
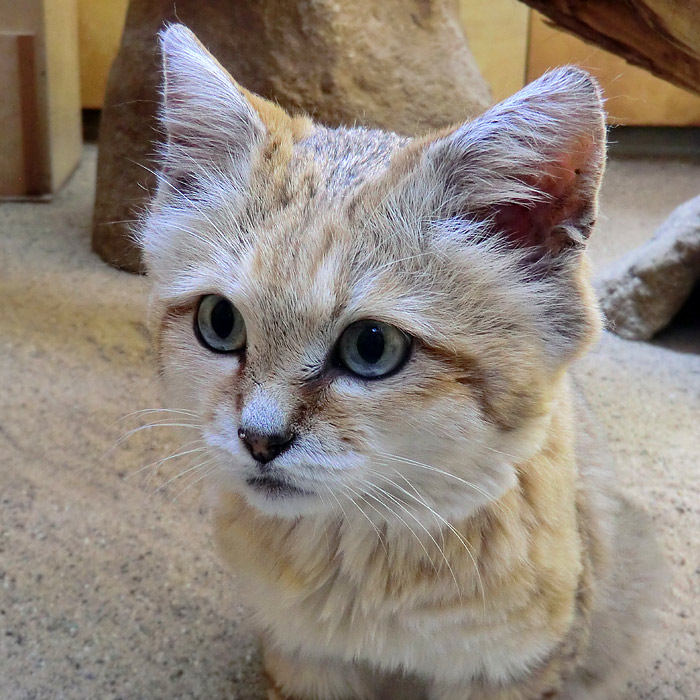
[139, 24, 662, 700]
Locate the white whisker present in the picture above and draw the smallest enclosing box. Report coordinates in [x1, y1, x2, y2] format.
[127, 440, 207, 480]
[155, 454, 220, 503]
[368, 466, 485, 611]
[334, 484, 388, 555]
[376, 451, 510, 518]
[108, 420, 202, 456]
[364, 479, 463, 601]
[153, 454, 217, 494]
[112, 407, 200, 426]
[354, 482, 440, 579]
[169, 463, 222, 504]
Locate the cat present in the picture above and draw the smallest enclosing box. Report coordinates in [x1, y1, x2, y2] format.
[139, 23, 662, 700]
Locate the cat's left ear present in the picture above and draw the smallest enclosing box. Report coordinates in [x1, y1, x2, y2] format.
[419, 67, 606, 256]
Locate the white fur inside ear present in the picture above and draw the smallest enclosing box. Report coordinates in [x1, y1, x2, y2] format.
[159, 23, 265, 169]
[140, 25, 266, 286]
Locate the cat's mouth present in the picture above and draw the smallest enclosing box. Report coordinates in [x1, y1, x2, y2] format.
[245, 474, 313, 498]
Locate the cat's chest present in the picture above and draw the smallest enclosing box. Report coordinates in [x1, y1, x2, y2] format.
[237, 552, 561, 685]
[215, 500, 570, 685]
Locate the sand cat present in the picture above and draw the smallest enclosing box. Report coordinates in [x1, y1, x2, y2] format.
[139, 23, 661, 700]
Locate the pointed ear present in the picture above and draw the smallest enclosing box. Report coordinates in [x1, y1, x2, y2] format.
[158, 24, 267, 183]
[422, 67, 606, 257]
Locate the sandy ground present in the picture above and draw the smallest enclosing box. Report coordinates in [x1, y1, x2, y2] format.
[0, 145, 698, 699]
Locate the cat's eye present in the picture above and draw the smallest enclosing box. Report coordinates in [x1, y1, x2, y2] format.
[336, 320, 411, 379]
[196, 295, 246, 353]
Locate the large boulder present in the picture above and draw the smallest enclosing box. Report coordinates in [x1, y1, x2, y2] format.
[596, 195, 700, 340]
[92, 0, 491, 272]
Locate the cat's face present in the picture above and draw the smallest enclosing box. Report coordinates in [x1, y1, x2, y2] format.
[141, 25, 605, 520]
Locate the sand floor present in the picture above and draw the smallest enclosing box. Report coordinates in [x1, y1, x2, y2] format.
[1, 145, 698, 699]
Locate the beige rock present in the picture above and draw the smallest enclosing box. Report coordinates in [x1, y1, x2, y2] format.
[92, 0, 491, 272]
[596, 194, 700, 340]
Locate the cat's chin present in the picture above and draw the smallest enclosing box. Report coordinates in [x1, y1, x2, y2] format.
[241, 484, 324, 518]
[245, 473, 312, 498]
[215, 471, 325, 518]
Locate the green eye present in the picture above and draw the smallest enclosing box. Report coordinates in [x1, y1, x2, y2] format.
[337, 320, 411, 379]
[196, 295, 246, 353]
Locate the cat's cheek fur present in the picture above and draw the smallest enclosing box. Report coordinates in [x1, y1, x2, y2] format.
[366, 390, 553, 521]
[155, 316, 238, 413]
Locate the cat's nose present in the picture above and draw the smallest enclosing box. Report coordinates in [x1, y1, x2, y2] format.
[237, 427, 294, 465]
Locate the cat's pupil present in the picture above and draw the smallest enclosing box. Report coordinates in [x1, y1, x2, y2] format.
[357, 325, 385, 364]
[211, 299, 234, 338]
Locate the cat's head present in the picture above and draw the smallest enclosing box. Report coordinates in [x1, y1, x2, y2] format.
[140, 24, 606, 520]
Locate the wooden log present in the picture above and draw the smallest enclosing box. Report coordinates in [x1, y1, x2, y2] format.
[517, 0, 700, 96]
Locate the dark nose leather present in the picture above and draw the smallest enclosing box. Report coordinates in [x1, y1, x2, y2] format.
[237, 427, 294, 464]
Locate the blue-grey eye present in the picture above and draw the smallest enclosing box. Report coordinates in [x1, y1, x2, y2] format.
[196, 295, 246, 353]
[337, 320, 411, 379]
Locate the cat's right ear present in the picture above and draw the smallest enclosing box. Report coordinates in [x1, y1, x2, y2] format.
[158, 23, 266, 187]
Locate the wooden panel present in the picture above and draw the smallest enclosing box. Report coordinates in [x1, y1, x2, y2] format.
[0, 0, 81, 196]
[0, 35, 31, 196]
[460, 0, 529, 102]
[43, 0, 82, 189]
[17, 34, 46, 195]
[527, 11, 700, 126]
[78, 0, 128, 108]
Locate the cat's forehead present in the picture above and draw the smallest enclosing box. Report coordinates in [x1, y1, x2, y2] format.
[230, 126, 414, 324]
[296, 125, 408, 193]
[234, 236, 348, 372]
[235, 205, 369, 346]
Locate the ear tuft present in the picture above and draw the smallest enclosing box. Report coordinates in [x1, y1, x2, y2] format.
[424, 66, 606, 258]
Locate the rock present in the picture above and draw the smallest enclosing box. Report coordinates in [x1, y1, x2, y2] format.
[596, 194, 700, 340]
[92, 0, 492, 272]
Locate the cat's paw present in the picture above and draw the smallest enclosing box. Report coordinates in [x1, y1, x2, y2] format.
[263, 665, 307, 700]
[264, 670, 299, 700]
[266, 686, 308, 700]
[266, 679, 302, 700]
